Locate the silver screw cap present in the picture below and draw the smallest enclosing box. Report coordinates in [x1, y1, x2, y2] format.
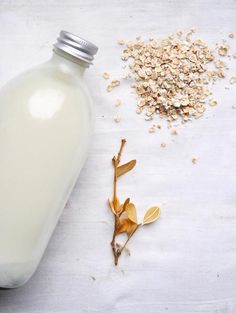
[54, 30, 98, 66]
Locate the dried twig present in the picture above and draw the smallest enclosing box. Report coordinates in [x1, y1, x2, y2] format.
[108, 139, 161, 265]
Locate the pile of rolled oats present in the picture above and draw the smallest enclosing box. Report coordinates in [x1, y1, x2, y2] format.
[120, 31, 228, 123]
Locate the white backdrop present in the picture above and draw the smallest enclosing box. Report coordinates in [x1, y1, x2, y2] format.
[0, 0, 236, 312]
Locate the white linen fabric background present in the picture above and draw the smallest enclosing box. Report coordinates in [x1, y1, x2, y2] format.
[0, 0, 236, 312]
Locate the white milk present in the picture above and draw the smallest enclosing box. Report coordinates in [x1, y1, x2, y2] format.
[0, 31, 98, 288]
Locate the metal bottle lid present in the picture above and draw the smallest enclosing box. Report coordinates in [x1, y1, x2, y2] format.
[54, 31, 98, 66]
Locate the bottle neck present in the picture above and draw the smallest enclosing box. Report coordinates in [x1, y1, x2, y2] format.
[51, 49, 87, 77]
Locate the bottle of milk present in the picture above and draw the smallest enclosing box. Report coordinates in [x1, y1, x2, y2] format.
[0, 31, 98, 288]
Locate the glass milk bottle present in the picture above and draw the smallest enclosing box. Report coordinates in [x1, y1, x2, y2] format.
[0, 31, 98, 288]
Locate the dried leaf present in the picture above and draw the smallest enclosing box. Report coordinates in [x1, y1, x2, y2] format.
[119, 198, 130, 214]
[114, 197, 121, 213]
[110, 139, 162, 266]
[117, 218, 137, 236]
[142, 206, 160, 225]
[108, 197, 120, 215]
[125, 203, 138, 224]
[108, 198, 116, 215]
[123, 198, 130, 210]
[117, 218, 129, 233]
[117, 160, 136, 177]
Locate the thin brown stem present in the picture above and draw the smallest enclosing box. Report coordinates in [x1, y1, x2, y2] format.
[117, 139, 126, 165]
[111, 215, 118, 259]
[112, 157, 117, 202]
[111, 157, 119, 265]
[119, 224, 140, 255]
[110, 139, 139, 266]
[111, 139, 127, 266]
[112, 139, 126, 202]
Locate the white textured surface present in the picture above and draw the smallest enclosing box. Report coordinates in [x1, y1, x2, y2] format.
[1, 0, 236, 312]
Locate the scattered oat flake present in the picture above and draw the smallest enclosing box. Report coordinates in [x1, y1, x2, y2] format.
[115, 99, 122, 106]
[120, 31, 224, 125]
[111, 80, 120, 87]
[149, 126, 156, 133]
[107, 80, 120, 92]
[218, 45, 229, 56]
[114, 115, 121, 123]
[117, 39, 125, 45]
[192, 157, 197, 164]
[107, 85, 113, 92]
[215, 60, 226, 68]
[229, 77, 236, 84]
[102, 72, 110, 80]
[171, 129, 178, 135]
[156, 124, 162, 129]
[209, 99, 218, 107]
[229, 33, 235, 39]
[145, 115, 153, 121]
[161, 142, 166, 148]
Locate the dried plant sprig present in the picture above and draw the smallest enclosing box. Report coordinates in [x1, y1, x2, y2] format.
[109, 139, 160, 265]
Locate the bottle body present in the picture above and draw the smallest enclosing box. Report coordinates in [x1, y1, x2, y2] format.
[0, 53, 93, 288]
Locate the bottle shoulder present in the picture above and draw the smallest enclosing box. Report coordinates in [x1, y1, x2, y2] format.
[5, 60, 87, 88]
[0, 61, 93, 124]
[1, 61, 92, 104]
